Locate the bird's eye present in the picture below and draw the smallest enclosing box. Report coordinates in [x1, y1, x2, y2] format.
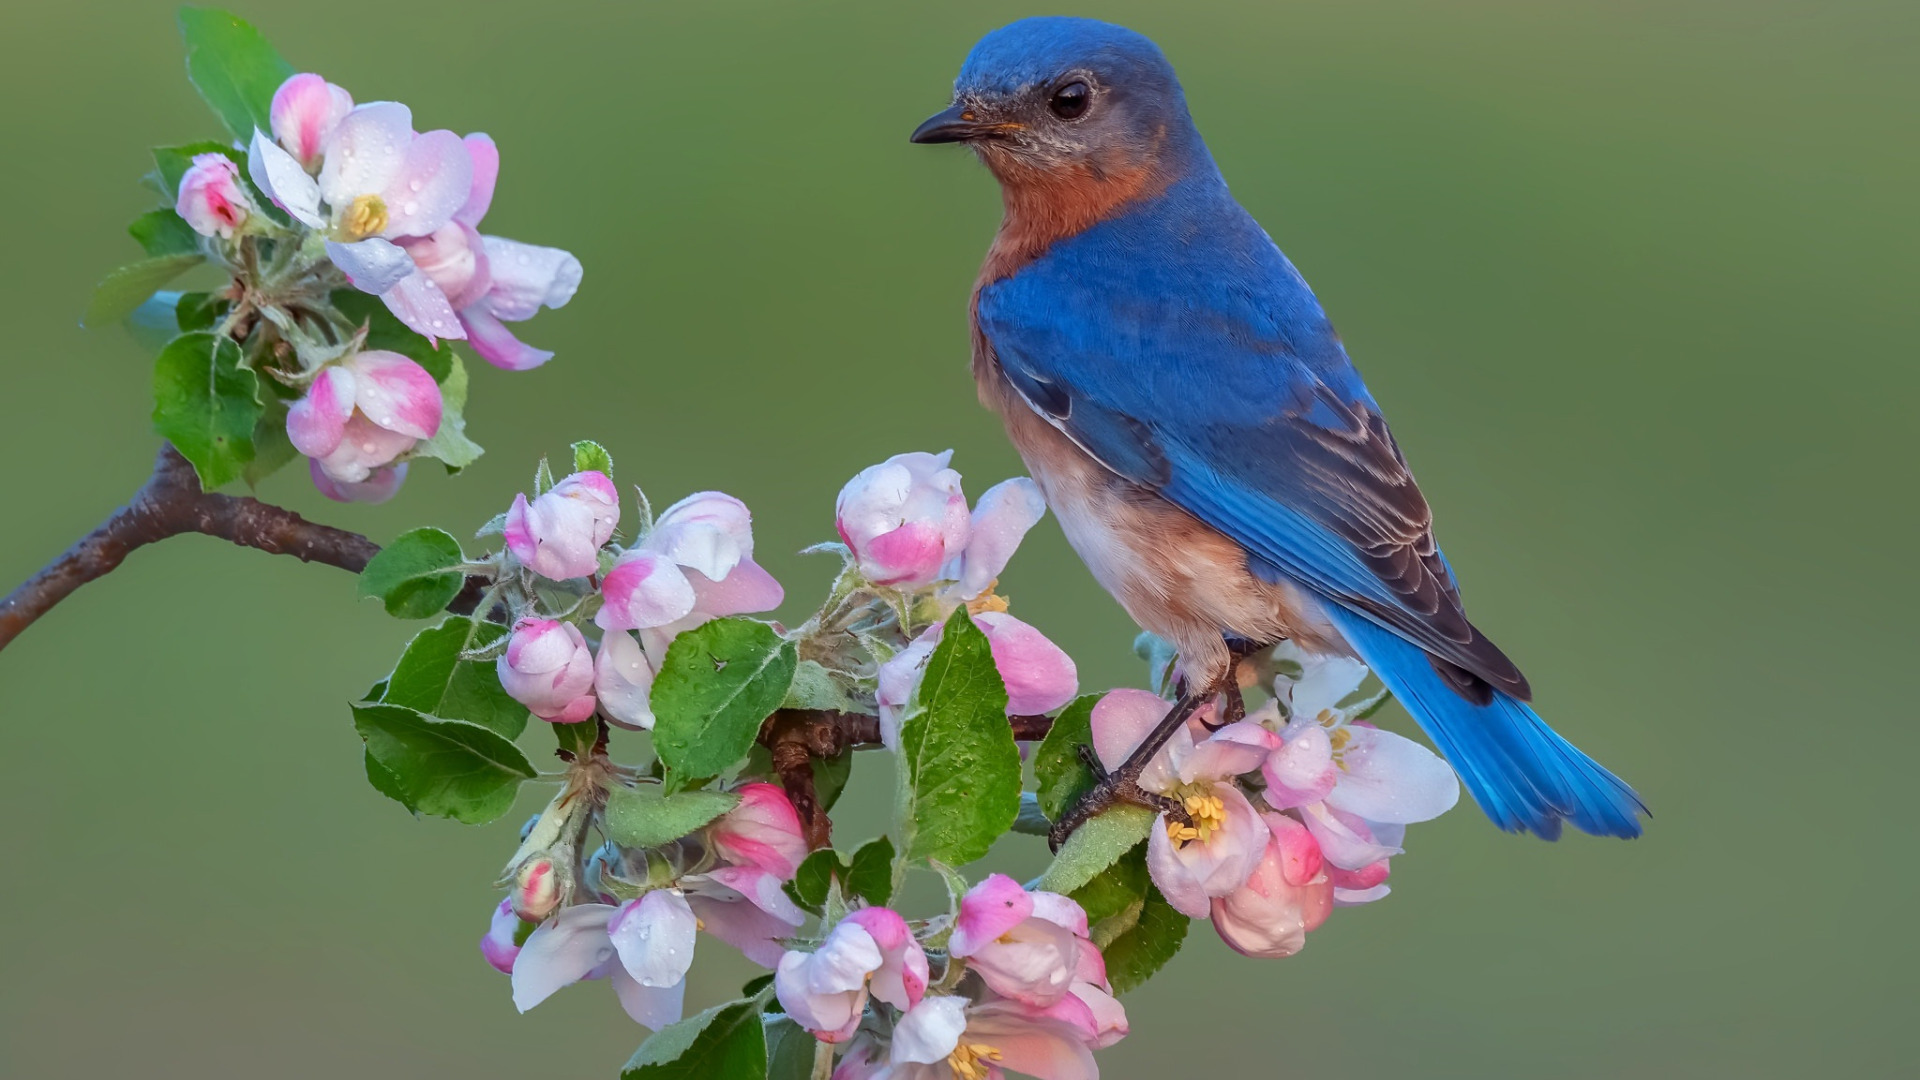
[1049, 81, 1091, 120]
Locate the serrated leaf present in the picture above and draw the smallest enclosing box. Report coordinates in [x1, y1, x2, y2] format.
[90, 254, 204, 329]
[411, 353, 483, 472]
[176, 291, 225, 333]
[332, 290, 448, 379]
[1036, 805, 1155, 896]
[129, 209, 202, 258]
[604, 784, 740, 849]
[151, 330, 260, 489]
[352, 702, 536, 824]
[845, 835, 894, 907]
[1102, 884, 1188, 994]
[571, 439, 613, 478]
[177, 8, 295, 143]
[1070, 842, 1149, 929]
[378, 618, 525, 739]
[621, 999, 767, 1080]
[762, 1016, 814, 1080]
[1033, 694, 1100, 822]
[363, 749, 414, 812]
[893, 609, 1021, 868]
[652, 619, 797, 787]
[358, 527, 465, 618]
[783, 659, 864, 714]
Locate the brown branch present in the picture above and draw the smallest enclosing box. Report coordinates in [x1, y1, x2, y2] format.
[759, 708, 1054, 849]
[0, 443, 487, 654]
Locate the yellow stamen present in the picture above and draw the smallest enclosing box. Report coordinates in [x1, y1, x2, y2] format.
[947, 1042, 1003, 1080]
[337, 193, 389, 240]
[1166, 787, 1231, 847]
[1329, 727, 1352, 753]
[966, 586, 1009, 616]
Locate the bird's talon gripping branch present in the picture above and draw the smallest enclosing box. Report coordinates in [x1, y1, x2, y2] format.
[1048, 690, 1211, 850]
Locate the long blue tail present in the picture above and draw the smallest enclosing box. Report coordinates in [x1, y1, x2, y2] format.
[1323, 606, 1646, 839]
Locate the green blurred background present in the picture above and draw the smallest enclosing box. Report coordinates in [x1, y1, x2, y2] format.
[2, 0, 1914, 1076]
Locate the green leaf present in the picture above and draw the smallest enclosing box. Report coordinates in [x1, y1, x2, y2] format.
[785, 849, 839, 914]
[331, 290, 447, 379]
[242, 405, 298, 487]
[151, 141, 241, 199]
[363, 750, 413, 812]
[783, 659, 865, 714]
[1070, 842, 1150, 942]
[411, 354, 483, 472]
[1101, 884, 1188, 994]
[176, 291, 225, 332]
[176, 8, 295, 143]
[533, 457, 556, 496]
[604, 784, 740, 849]
[90, 254, 204, 329]
[352, 702, 536, 824]
[893, 609, 1021, 867]
[378, 618, 526, 739]
[1033, 694, 1100, 822]
[151, 330, 261, 489]
[845, 835, 894, 907]
[571, 439, 613, 478]
[129, 209, 202, 258]
[652, 619, 798, 788]
[1036, 805, 1155, 896]
[761, 1016, 815, 1080]
[358, 527, 466, 618]
[621, 999, 767, 1080]
[1012, 792, 1053, 836]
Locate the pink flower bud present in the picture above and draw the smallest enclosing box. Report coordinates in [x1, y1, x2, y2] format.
[498, 618, 597, 724]
[504, 470, 620, 581]
[1210, 827, 1333, 960]
[708, 783, 807, 878]
[481, 897, 527, 973]
[270, 73, 353, 170]
[175, 153, 252, 239]
[291, 351, 443, 486]
[834, 451, 971, 587]
[511, 857, 561, 922]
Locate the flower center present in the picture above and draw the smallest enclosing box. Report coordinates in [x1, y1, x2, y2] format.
[1164, 785, 1229, 848]
[337, 193, 389, 240]
[947, 1041, 1004, 1080]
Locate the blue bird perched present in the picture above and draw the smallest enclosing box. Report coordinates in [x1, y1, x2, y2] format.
[910, 17, 1646, 846]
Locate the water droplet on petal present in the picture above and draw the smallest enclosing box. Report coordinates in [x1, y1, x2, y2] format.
[409, 179, 423, 192]
[403, 201, 418, 215]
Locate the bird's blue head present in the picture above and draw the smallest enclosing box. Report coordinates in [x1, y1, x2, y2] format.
[911, 18, 1207, 196]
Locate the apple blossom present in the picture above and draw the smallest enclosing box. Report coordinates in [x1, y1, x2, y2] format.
[286, 350, 442, 492]
[775, 907, 928, 1043]
[593, 628, 657, 730]
[510, 897, 690, 1030]
[504, 470, 619, 580]
[480, 898, 527, 974]
[1090, 688, 1276, 918]
[680, 864, 807, 968]
[840, 993, 1099, 1080]
[1210, 813, 1333, 959]
[497, 618, 596, 724]
[596, 492, 784, 639]
[876, 611, 1078, 748]
[268, 73, 352, 170]
[175, 152, 253, 239]
[836, 451, 971, 587]
[707, 782, 808, 879]
[948, 875, 1086, 1008]
[511, 855, 561, 922]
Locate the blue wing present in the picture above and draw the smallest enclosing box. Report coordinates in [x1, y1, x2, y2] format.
[977, 190, 1528, 700]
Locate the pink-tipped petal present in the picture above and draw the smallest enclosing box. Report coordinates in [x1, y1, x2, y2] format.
[481, 236, 583, 319]
[457, 132, 498, 225]
[967, 1001, 1100, 1080]
[1264, 812, 1325, 887]
[1261, 723, 1339, 810]
[842, 907, 929, 1011]
[317, 102, 414, 207]
[860, 522, 950, 587]
[270, 73, 353, 168]
[379, 128, 474, 238]
[309, 459, 406, 503]
[709, 783, 807, 878]
[595, 551, 698, 631]
[480, 897, 525, 974]
[1210, 835, 1334, 960]
[1090, 689, 1173, 781]
[950, 874, 1035, 958]
[684, 558, 785, 620]
[1177, 721, 1278, 785]
[974, 612, 1079, 717]
[313, 413, 416, 483]
[287, 366, 356, 457]
[457, 304, 554, 370]
[347, 350, 442, 440]
[1299, 802, 1403, 871]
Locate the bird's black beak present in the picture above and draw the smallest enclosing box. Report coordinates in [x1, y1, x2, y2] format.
[910, 101, 1003, 144]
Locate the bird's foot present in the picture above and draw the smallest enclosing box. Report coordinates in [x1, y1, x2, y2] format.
[1048, 692, 1205, 851]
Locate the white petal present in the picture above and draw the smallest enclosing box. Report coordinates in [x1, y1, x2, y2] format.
[1324, 726, 1461, 824]
[326, 238, 415, 295]
[247, 131, 323, 227]
[1289, 652, 1371, 721]
[317, 101, 413, 206]
[889, 996, 969, 1065]
[481, 235, 583, 320]
[610, 965, 687, 1030]
[610, 891, 697, 988]
[510, 904, 616, 1012]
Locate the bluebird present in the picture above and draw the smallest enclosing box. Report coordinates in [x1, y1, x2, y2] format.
[910, 17, 1646, 846]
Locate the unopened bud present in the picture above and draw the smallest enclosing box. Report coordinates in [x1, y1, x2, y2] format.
[511, 856, 561, 922]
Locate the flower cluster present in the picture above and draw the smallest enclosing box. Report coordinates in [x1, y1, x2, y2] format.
[160, 65, 580, 502]
[779, 875, 1124, 1080]
[1095, 641, 1460, 959]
